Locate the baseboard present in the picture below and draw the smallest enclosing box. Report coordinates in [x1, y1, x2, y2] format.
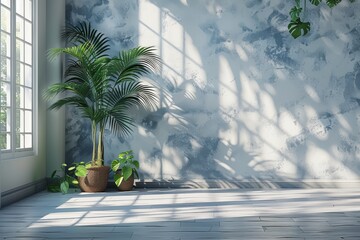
[134, 179, 360, 189]
[1, 179, 47, 208]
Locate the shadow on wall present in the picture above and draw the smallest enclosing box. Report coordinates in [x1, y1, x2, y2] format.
[137, 0, 360, 182]
[65, 0, 360, 183]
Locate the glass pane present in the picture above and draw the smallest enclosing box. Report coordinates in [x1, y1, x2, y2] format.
[24, 110, 31, 132]
[1, 0, 10, 8]
[1, 33, 11, 57]
[24, 43, 32, 64]
[1, 58, 11, 82]
[24, 0, 32, 20]
[24, 87, 31, 109]
[0, 81, 11, 106]
[24, 65, 31, 87]
[16, 85, 24, 108]
[16, 61, 24, 84]
[25, 133, 31, 148]
[16, 133, 24, 148]
[0, 108, 5, 131]
[1, 6, 11, 33]
[6, 107, 10, 131]
[24, 21, 32, 43]
[16, 40, 24, 62]
[16, 0, 24, 16]
[0, 132, 11, 150]
[16, 16, 24, 39]
[16, 109, 24, 132]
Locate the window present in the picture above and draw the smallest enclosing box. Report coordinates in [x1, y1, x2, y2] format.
[1, 0, 34, 155]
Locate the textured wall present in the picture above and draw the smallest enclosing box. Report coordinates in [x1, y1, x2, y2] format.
[65, 0, 360, 181]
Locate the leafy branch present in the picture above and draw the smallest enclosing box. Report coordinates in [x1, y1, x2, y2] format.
[288, 0, 355, 38]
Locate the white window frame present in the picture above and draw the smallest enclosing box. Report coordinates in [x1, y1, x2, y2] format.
[0, 0, 36, 159]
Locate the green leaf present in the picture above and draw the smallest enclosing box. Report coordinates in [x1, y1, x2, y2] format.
[60, 181, 69, 194]
[326, 0, 342, 7]
[51, 170, 57, 178]
[111, 159, 120, 172]
[62, 163, 67, 167]
[309, 0, 322, 5]
[289, 6, 302, 21]
[133, 160, 140, 169]
[114, 173, 124, 187]
[68, 166, 75, 171]
[75, 165, 88, 177]
[122, 166, 132, 181]
[72, 179, 79, 185]
[288, 18, 311, 39]
[133, 169, 139, 179]
[48, 184, 60, 192]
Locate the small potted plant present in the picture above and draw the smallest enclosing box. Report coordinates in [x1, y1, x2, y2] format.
[111, 150, 139, 191]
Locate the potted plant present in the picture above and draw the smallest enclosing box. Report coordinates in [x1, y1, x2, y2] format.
[111, 150, 139, 191]
[45, 22, 160, 192]
[47, 162, 87, 194]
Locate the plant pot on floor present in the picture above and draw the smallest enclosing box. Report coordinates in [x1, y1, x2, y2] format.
[118, 173, 134, 191]
[78, 166, 110, 192]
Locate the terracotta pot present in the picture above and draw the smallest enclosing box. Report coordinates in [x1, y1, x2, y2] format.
[118, 174, 134, 191]
[78, 166, 110, 192]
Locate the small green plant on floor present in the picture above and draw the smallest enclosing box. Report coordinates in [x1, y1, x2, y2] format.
[111, 150, 139, 187]
[48, 163, 88, 194]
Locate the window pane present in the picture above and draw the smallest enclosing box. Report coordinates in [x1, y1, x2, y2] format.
[0, 107, 10, 131]
[16, 109, 24, 132]
[24, 87, 31, 109]
[24, 43, 31, 64]
[1, 58, 11, 82]
[16, 133, 24, 148]
[16, 61, 24, 85]
[16, 0, 24, 16]
[16, 85, 24, 108]
[24, 65, 31, 87]
[24, 133, 31, 148]
[24, 21, 32, 43]
[24, 0, 32, 20]
[0, 132, 11, 150]
[1, 33, 11, 57]
[16, 40, 24, 62]
[0, 81, 11, 106]
[16, 16, 24, 39]
[1, 6, 11, 33]
[24, 110, 31, 132]
[1, 0, 10, 8]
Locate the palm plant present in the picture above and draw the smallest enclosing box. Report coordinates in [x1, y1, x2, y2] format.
[45, 22, 160, 167]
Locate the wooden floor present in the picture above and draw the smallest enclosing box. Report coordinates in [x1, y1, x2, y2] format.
[1, 188, 360, 239]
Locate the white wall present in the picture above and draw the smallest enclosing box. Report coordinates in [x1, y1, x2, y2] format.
[45, 0, 66, 176]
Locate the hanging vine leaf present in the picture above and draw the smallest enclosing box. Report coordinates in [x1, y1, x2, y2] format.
[288, 0, 354, 39]
[326, 0, 342, 7]
[309, 0, 322, 6]
[289, 6, 303, 21]
[288, 18, 311, 39]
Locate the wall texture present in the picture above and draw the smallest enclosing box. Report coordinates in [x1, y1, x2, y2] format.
[65, 0, 360, 182]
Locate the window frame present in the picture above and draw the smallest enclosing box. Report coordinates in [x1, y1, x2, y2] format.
[0, 0, 36, 159]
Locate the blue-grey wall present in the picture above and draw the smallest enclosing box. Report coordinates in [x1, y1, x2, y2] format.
[65, 0, 360, 182]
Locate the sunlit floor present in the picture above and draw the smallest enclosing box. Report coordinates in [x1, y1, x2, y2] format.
[0, 188, 360, 239]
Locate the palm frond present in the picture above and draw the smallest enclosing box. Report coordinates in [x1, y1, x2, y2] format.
[62, 22, 110, 59]
[106, 111, 135, 137]
[48, 96, 89, 111]
[109, 46, 161, 84]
